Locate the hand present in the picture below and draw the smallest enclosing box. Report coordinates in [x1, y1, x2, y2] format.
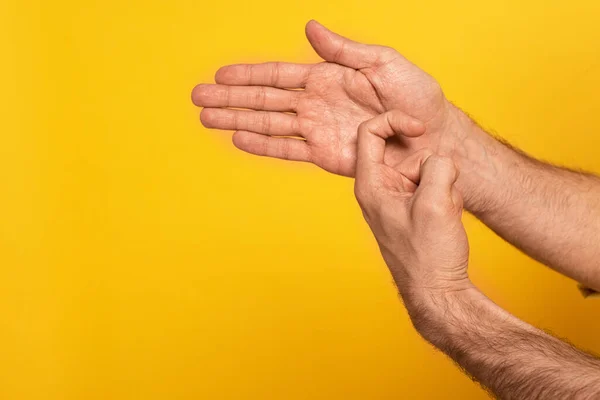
[354, 110, 470, 294]
[191, 20, 462, 177]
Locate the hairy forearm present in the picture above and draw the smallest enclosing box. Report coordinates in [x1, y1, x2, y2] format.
[402, 286, 600, 399]
[445, 105, 600, 291]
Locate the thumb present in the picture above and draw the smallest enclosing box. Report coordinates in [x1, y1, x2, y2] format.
[415, 155, 461, 209]
[396, 148, 435, 189]
[305, 20, 397, 70]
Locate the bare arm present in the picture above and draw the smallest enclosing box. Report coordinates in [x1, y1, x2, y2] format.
[192, 21, 600, 291]
[405, 285, 600, 399]
[446, 106, 600, 291]
[354, 114, 600, 398]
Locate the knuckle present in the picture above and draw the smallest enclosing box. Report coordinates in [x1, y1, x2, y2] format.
[231, 109, 239, 128]
[417, 198, 450, 218]
[271, 62, 281, 86]
[380, 46, 397, 56]
[290, 91, 300, 110]
[254, 87, 267, 109]
[221, 86, 230, 107]
[430, 79, 443, 93]
[377, 46, 400, 63]
[291, 116, 302, 133]
[245, 64, 254, 82]
[451, 187, 464, 211]
[278, 138, 290, 160]
[261, 112, 271, 133]
[260, 136, 270, 156]
[333, 40, 347, 63]
[354, 183, 371, 205]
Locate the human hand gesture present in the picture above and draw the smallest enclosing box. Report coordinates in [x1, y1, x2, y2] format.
[192, 21, 459, 177]
[353, 110, 470, 294]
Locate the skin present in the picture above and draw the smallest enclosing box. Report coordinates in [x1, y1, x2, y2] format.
[355, 111, 600, 399]
[192, 20, 600, 397]
[353, 110, 469, 293]
[192, 20, 458, 179]
[192, 20, 600, 292]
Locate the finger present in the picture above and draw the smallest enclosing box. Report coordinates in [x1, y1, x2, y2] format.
[200, 108, 300, 136]
[192, 84, 300, 112]
[357, 110, 426, 167]
[305, 20, 399, 70]
[215, 63, 312, 88]
[356, 114, 394, 171]
[397, 148, 434, 186]
[386, 109, 426, 138]
[356, 110, 425, 194]
[416, 155, 460, 201]
[451, 186, 464, 211]
[232, 131, 311, 163]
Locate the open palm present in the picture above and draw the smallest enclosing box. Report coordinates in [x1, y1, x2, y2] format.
[192, 21, 454, 177]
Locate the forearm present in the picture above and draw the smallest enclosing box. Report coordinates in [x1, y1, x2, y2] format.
[446, 105, 600, 290]
[402, 285, 600, 399]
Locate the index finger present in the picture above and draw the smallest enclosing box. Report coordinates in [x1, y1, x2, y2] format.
[356, 110, 426, 189]
[215, 62, 313, 88]
[356, 110, 426, 171]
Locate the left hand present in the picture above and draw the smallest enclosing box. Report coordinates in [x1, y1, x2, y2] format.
[353, 110, 470, 294]
[191, 20, 462, 177]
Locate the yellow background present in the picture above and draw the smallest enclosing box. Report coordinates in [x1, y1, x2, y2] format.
[2, 0, 600, 398]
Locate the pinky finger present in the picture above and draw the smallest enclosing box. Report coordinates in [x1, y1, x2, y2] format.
[232, 131, 312, 163]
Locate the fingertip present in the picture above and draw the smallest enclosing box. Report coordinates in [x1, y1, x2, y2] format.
[305, 19, 335, 57]
[408, 119, 427, 137]
[386, 110, 426, 138]
[423, 154, 459, 183]
[305, 19, 325, 46]
[306, 19, 324, 32]
[232, 130, 259, 153]
[231, 130, 245, 149]
[214, 66, 230, 84]
[191, 84, 207, 106]
[199, 108, 215, 127]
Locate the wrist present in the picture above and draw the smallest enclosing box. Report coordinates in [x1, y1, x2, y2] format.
[438, 102, 512, 215]
[400, 281, 484, 347]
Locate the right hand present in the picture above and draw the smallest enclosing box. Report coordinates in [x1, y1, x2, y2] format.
[353, 110, 471, 294]
[192, 20, 463, 178]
